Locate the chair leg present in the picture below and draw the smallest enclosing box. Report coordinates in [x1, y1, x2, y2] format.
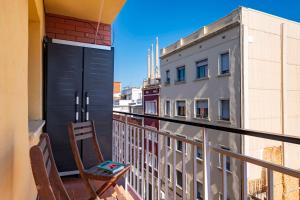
[82, 176, 98, 200]
[96, 178, 118, 197]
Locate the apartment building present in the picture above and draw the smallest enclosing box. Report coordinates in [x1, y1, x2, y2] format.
[159, 7, 300, 200]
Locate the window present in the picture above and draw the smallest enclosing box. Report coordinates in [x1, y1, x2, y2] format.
[167, 164, 171, 181]
[176, 170, 183, 188]
[196, 59, 208, 79]
[196, 146, 203, 160]
[166, 70, 170, 84]
[147, 153, 158, 169]
[177, 66, 185, 82]
[195, 99, 208, 119]
[167, 137, 171, 148]
[219, 99, 230, 121]
[176, 100, 186, 117]
[197, 181, 203, 200]
[218, 146, 231, 171]
[219, 52, 230, 74]
[145, 100, 157, 115]
[165, 100, 171, 116]
[176, 140, 183, 152]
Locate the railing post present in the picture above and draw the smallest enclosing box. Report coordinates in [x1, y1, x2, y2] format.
[133, 127, 137, 190]
[164, 135, 169, 200]
[242, 161, 248, 200]
[172, 138, 176, 200]
[221, 154, 227, 200]
[151, 131, 155, 200]
[146, 130, 149, 200]
[141, 128, 145, 199]
[182, 140, 186, 200]
[137, 127, 140, 195]
[192, 144, 197, 200]
[157, 133, 161, 200]
[125, 115, 129, 191]
[267, 169, 274, 200]
[203, 128, 211, 200]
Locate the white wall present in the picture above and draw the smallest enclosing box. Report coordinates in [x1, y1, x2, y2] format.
[160, 25, 242, 200]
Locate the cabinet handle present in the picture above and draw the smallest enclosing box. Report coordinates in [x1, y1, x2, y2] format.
[85, 92, 89, 121]
[75, 92, 79, 122]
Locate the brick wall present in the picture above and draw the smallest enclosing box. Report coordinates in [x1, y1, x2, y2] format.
[45, 13, 111, 46]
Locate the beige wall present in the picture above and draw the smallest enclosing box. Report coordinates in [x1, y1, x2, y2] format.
[241, 7, 300, 199]
[0, 0, 45, 199]
[159, 25, 242, 199]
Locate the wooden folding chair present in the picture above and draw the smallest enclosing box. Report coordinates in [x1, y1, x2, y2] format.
[30, 133, 71, 200]
[68, 121, 130, 200]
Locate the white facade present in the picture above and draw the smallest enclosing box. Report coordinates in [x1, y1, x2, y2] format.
[159, 7, 300, 199]
[113, 87, 142, 113]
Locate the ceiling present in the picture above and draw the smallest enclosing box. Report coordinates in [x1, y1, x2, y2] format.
[44, 0, 126, 24]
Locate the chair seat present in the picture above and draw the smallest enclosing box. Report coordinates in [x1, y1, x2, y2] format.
[83, 164, 131, 181]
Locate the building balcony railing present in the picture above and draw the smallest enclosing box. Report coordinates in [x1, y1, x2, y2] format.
[112, 111, 300, 200]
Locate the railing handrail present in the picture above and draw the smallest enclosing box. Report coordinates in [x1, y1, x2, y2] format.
[113, 111, 300, 145]
[113, 117, 300, 179]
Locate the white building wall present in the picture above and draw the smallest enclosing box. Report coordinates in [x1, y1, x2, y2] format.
[160, 25, 242, 200]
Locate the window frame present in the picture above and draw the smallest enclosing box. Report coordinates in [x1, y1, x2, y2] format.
[176, 134, 187, 154]
[195, 58, 208, 79]
[167, 164, 171, 181]
[165, 70, 171, 84]
[176, 169, 183, 189]
[194, 98, 209, 120]
[196, 181, 203, 200]
[218, 50, 230, 75]
[176, 66, 186, 82]
[218, 145, 231, 172]
[175, 100, 187, 117]
[144, 100, 158, 115]
[219, 98, 230, 121]
[164, 99, 171, 116]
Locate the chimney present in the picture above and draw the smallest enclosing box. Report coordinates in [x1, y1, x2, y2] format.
[155, 37, 160, 78]
[151, 44, 155, 79]
[147, 48, 151, 79]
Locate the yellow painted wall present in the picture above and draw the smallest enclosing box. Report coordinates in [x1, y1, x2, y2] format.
[0, 0, 45, 199]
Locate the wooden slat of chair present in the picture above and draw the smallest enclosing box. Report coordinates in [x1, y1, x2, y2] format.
[30, 133, 71, 200]
[68, 121, 130, 200]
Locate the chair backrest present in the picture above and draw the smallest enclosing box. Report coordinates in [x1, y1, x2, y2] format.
[30, 133, 70, 200]
[68, 121, 104, 172]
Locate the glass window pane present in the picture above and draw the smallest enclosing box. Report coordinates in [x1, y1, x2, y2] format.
[220, 52, 229, 74]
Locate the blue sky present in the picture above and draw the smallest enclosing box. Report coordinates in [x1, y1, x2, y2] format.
[113, 0, 300, 88]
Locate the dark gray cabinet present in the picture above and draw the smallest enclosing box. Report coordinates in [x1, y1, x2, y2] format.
[44, 42, 114, 173]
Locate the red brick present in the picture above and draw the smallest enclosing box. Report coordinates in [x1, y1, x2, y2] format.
[56, 23, 75, 31]
[46, 32, 56, 38]
[96, 39, 105, 45]
[56, 34, 76, 41]
[85, 33, 103, 39]
[46, 27, 65, 34]
[104, 35, 111, 41]
[46, 15, 65, 24]
[76, 26, 95, 33]
[104, 25, 111, 31]
[103, 40, 111, 46]
[47, 21, 56, 28]
[65, 30, 84, 37]
[98, 30, 110, 36]
[76, 37, 94, 44]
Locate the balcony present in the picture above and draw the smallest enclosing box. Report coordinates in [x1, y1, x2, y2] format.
[112, 111, 300, 200]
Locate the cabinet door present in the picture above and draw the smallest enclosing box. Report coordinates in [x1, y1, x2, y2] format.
[82, 47, 114, 167]
[45, 43, 83, 172]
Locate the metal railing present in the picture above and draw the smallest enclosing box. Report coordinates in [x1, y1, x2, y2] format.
[112, 111, 300, 200]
